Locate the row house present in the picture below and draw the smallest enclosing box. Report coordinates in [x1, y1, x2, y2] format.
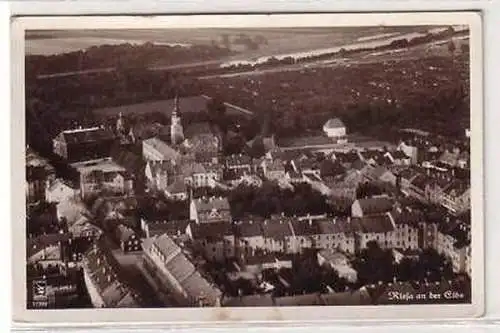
[82, 240, 141, 308]
[351, 213, 396, 251]
[71, 158, 133, 199]
[186, 221, 235, 262]
[189, 196, 232, 224]
[386, 206, 421, 250]
[234, 219, 266, 255]
[141, 234, 222, 307]
[261, 218, 295, 253]
[351, 196, 394, 218]
[141, 218, 192, 239]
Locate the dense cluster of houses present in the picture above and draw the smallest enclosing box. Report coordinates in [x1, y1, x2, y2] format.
[25, 94, 472, 308]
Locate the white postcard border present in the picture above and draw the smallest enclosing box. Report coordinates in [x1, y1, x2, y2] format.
[11, 12, 484, 325]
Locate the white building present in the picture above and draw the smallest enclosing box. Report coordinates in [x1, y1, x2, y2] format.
[323, 118, 347, 143]
[70, 158, 133, 199]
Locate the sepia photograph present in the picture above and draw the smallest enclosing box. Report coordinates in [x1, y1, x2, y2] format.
[12, 12, 483, 323]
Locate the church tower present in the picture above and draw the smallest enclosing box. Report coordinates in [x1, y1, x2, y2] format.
[170, 94, 185, 145]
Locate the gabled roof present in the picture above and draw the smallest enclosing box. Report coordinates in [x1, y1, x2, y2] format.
[192, 197, 230, 213]
[144, 219, 192, 238]
[143, 137, 179, 158]
[189, 221, 233, 241]
[83, 240, 141, 307]
[235, 220, 264, 238]
[56, 127, 115, 145]
[166, 177, 187, 194]
[316, 218, 355, 234]
[261, 218, 294, 239]
[354, 196, 394, 215]
[352, 213, 395, 234]
[147, 234, 221, 305]
[324, 118, 346, 129]
[290, 219, 321, 236]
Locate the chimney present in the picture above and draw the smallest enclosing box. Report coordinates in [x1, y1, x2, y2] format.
[309, 219, 312, 226]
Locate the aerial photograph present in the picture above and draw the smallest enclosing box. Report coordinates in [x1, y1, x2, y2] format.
[24, 25, 472, 309]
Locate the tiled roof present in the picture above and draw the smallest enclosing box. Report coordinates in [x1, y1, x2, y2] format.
[150, 234, 221, 306]
[355, 196, 394, 215]
[27, 232, 70, 258]
[235, 220, 264, 238]
[165, 253, 196, 283]
[290, 219, 321, 236]
[390, 207, 425, 226]
[181, 270, 222, 306]
[189, 221, 233, 240]
[192, 197, 230, 213]
[262, 218, 294, 239]
[154, 234, 181, 259]
[58, 127, 115, 145]
[353, 213, 395, 234]
[324, 118, 346, 129]
[166, 177, 187, 194]
[316, 218, 355, 234]
[83, 240, 140, 307]
[144, 219, 191, 238]
[143, 137, 179, 157]
[320, 159, 345, 178]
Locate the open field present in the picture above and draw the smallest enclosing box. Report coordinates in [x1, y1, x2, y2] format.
[26, 26, 444, 58]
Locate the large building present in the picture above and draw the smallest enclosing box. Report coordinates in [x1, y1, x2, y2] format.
[141, 234, 222, 307]
[70, 158, 133, 199]
[142, 137, 180, 163]
[82, 240, 141, 308]
[53, 127, 116, 163]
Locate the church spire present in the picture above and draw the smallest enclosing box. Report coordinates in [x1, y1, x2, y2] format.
[173, 93, 180, 115]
